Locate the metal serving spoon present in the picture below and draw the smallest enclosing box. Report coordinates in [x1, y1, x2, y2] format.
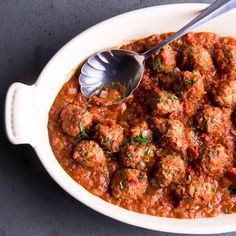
[79, 0, 236, 101]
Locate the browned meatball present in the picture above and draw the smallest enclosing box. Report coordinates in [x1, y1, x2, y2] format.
[215, 44, 236, 75]
[60, 104, 93, 137]
[181, 71, 205, 101]
[149, 88, 181, 116]
[94, 123, 124, 152]
[154, 155, 186, 187]
[73, 140, 106, 168]
[182, 45, 215, 73]
[130, 120, 153, 140]
[152, 45, 177, 73]
[199, 144, 231, 177]
[196, 105, 232, 135]
[176, 176, 216, 205]
[213, 80, 236, 108]
[120, 143, 157, 171]
[161, 120, 187, 152]
[111, 168, 148, 200]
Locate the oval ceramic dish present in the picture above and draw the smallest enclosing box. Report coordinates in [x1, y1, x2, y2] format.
[5, 3, 236, 234]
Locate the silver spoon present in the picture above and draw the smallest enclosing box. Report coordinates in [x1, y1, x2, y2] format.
[79, 0, 236, 101]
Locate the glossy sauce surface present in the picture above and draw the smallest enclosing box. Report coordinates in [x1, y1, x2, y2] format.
[48, 32, 236, 218]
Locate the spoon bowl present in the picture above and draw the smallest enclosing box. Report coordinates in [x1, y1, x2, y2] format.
[79, 49, 145, 99]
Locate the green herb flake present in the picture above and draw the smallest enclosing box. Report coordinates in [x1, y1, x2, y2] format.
[156, 96, 163, 103]
[184, 78, 197, 85]
[103, 137, 112, 146]
[184, 156, 189, 164]
[126, 154, 133, 161]
[78, 124, 90, 141]
[173, 85, 184, 95]
[131, 134, 152, 145]
[208, 148, 216, 158]
[210, 119, 215, 124]
[211, 187, 216, 193]
[145, 148, 153, 156]
[187, 196, 193, 204]
[168, 94, 178, 101]
[137, 175, 147, 180]
[105, 150, 112, 157]
[153, 61, 162, 70]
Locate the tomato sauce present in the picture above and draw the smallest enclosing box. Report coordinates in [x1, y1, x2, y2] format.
[48, 32, 236, 218]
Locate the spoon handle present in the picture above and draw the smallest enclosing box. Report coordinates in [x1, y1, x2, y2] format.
[142, 0, 236, 58]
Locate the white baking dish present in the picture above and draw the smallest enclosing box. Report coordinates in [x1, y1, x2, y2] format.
[5, 3, 236, 234]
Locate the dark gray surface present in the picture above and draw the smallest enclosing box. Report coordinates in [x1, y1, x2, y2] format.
[1, 0, 235, 236]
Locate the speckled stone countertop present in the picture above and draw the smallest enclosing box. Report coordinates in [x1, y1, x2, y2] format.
[1, 0, 236, 235]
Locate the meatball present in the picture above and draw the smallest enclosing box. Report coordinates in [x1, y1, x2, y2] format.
[150, 90, 181, 116]
[161, 120, 187, 152]
[196, 105, 232, 135]
[154, 155, 186, 187]
[199, 144, 231, 177]
[60, 104, 93, 137]
[111, 168, 148, 200]
[73, 140, 106, 168]
[181, 71, 205, 101]
[152, 45, 177, 73]
[176, 176, 215, 205]
[130, 120, 153, 140]
[213, 79, 236, 108]
[120, 143, 157, 171]
[215, 44, 236, 75]
[94, 123, 124, 152]
[182, 45, 214, 73]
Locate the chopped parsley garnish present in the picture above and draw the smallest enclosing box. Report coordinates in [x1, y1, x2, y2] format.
[187, 196, 193, 204]
[78, 124, 90, 141]
[131, 134, 152, 145]
[145, 147, 153, 156]
[210, 119, 215, 124]
[137, 175, 147, 180]
[173, 85, 184, 95]
[184, 78, 197, 85]
[156, 96, 163, 103]
[211, 187, 216, 193]
[208, 148, 216, 158]
[126, 154, 133, 161]
[168, 94, 178, 101]
[184, 156, 189, 164]
[105, 150, 112, 157]
[153, 61, 162, 70]
[103, 137, 112, 146]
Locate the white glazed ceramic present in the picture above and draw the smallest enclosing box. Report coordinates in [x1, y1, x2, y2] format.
[5, 4, 236, 234]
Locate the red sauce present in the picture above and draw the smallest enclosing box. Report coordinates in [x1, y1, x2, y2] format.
[48, 32, 236, 218]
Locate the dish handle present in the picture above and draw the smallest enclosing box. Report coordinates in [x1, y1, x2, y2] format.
[5, 82, 36, 146]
